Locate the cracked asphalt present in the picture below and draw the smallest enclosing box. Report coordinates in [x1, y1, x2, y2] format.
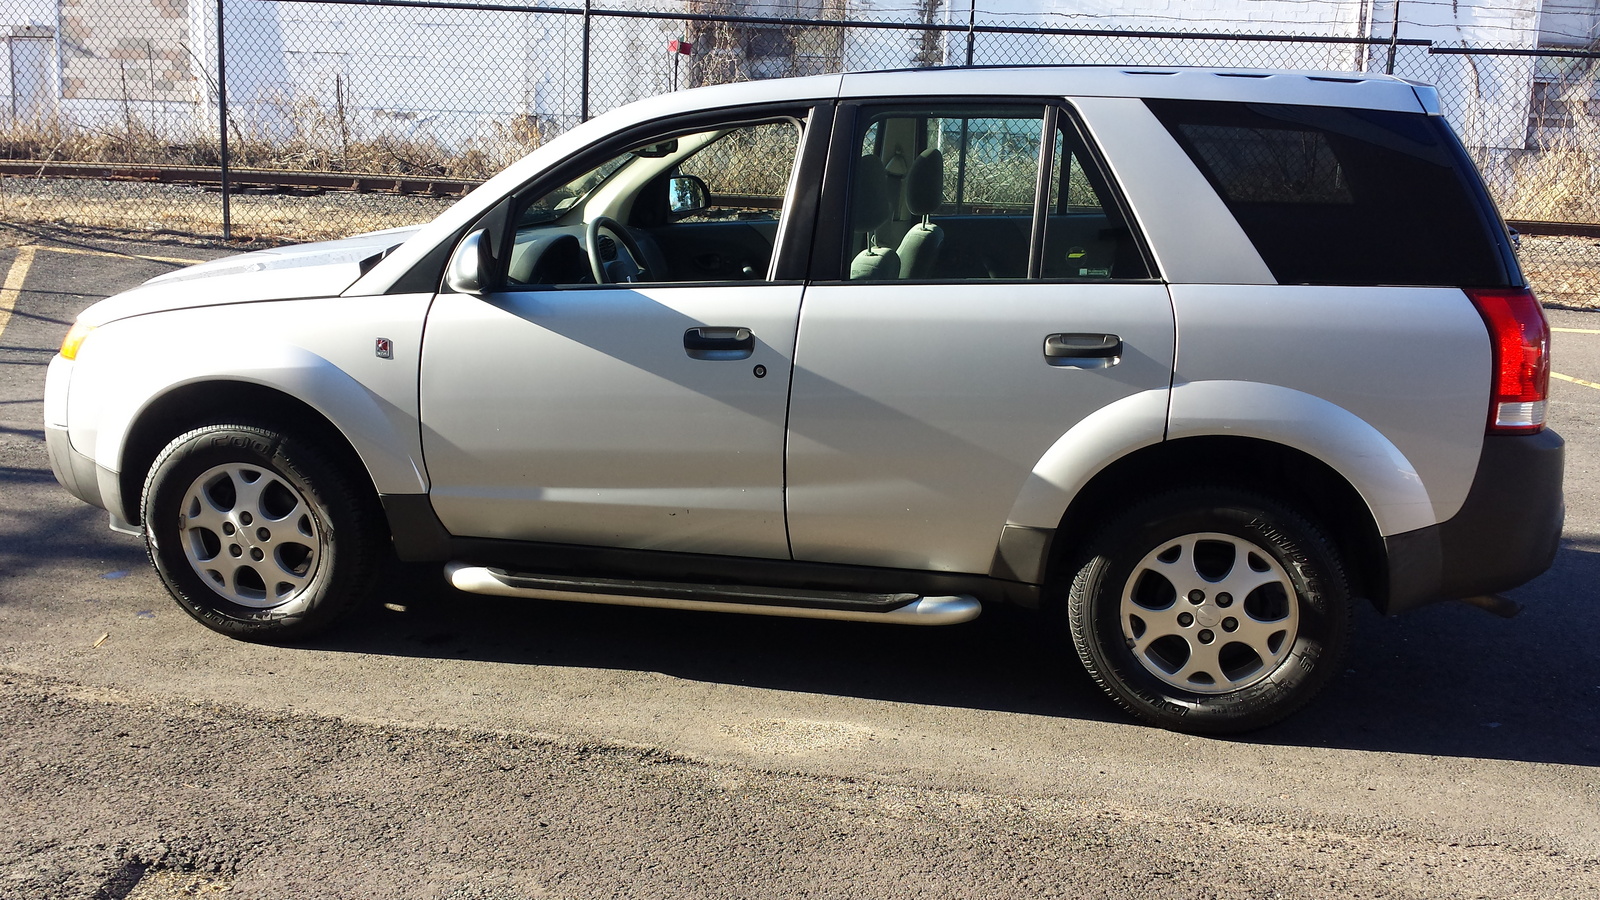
[1, 227, 1597, 898]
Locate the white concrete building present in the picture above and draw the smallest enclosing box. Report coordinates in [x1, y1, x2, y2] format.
[1, 0, 1596, 156]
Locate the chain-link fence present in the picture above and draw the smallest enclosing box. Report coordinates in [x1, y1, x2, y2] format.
[2, 0, 1598, 302]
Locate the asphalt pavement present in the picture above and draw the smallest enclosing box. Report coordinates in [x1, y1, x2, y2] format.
[1, 226, 1596, 898]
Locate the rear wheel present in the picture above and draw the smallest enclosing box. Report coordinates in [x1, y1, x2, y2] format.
[141, 423, 382, 641]
[1067, 488, 1352, 734]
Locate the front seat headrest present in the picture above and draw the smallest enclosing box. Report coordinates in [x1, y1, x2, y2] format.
[904, 148, 944, 217]
[851, 154, 893, 235]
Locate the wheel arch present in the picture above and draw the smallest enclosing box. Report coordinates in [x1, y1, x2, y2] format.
[1044, 436, 1389, 610]
[116, 380, 387, 533]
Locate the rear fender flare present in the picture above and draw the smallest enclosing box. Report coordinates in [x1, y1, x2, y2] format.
[1005, 389, 1171, 530]
[1003, 381, 1434, 563]
[1164, 380, 1433, 536]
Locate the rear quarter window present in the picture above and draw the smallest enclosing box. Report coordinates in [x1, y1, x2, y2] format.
[1145, 99, 1519, 287]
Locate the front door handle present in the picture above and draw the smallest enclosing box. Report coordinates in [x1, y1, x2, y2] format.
[684, 326, 754, 360]
[1044, 332, 1122, 369]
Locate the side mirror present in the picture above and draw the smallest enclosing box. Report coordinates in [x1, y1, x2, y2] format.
[446, 229, 492, 294]
[667, 175, 710, 221]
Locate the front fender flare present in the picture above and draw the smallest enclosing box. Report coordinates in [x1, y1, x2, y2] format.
[70, 317, 427, 519]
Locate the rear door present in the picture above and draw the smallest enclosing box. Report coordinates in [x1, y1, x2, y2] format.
[784, 100, 1175, 574]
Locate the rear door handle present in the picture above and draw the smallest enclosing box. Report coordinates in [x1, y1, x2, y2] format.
[684, 326, 754, 360]
[1044, 333, 1122, 368]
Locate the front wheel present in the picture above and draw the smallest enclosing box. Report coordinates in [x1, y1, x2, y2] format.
[141, 423, 383, 641]
[1067, 488, 1352, 734]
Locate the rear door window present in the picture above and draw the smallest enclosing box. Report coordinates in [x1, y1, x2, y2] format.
[1041, 123, 1149, 280]
[839, 104, 1150, 282]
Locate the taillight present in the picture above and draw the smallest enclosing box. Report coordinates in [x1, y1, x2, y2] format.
[1465, 287, 1549, 433]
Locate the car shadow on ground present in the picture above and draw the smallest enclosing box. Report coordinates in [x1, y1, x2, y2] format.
[306, 539, 1600, 768]
[6, 480, 1595, 767]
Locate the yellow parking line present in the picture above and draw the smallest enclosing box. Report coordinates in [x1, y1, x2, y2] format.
[1553, 372, 1600, 391]
[37, 245, 204, 266]
[0, 245, 38, 342]
[0, 243, 204, 342]
[1552, 327, 1600, 334]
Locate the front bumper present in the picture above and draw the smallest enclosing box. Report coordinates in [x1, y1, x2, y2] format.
[1382, 429, 1565, 615]
[46, 422, 104, 510]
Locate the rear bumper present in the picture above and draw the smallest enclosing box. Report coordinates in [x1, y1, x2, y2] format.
[1382, 429, 1564, 615]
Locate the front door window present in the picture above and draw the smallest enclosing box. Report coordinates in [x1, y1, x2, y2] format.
[502, 120, 802, 287]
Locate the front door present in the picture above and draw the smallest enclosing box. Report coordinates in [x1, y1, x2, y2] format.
[420, 114, 819, 559]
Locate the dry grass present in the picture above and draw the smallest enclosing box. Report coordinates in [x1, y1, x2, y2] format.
[219, 93, 555, 180]
[1478, 74, 1600, 224]
[0, 175, 451, 243]
[1495, 147, 1600, 223]
[0, 97, 557, 181]
[2, 88, 1600, 297]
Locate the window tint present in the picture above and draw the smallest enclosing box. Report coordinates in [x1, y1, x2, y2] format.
[1179, 124, 1352, 205]
[1146, 99, 1518, 287]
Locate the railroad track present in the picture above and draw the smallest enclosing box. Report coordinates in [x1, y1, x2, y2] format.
[0, 159, 482, 197]
[1, 159, 1596, 239]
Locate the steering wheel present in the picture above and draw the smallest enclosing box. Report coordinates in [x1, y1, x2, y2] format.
[585, 215, 650, 284]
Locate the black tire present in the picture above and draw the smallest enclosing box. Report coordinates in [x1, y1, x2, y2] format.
[141, 423, 383, 641]
[1066, 487, 1352, 735]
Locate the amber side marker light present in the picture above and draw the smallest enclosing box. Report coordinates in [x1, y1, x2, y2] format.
[59, 320, 95, 360]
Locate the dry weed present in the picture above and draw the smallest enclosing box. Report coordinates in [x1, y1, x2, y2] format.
[0, 94, 555, 181]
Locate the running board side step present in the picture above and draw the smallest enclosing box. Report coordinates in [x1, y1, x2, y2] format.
[444, 563, 982, 625]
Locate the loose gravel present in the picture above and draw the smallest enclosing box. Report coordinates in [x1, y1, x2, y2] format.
[2, 671, 1593, 900]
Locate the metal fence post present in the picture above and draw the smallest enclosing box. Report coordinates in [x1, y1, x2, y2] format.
[8, 36, 17, 122]
[581, 0, 591, 121]
[965, 0, 976, 67]
[216, 0, 231, 240]
[1386, 0, 1401, 75]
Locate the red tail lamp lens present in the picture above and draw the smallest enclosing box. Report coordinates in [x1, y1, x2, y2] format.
[1465, 288, 1549, 433]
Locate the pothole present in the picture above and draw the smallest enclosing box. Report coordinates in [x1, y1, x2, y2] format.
[122, 869, 233, 898]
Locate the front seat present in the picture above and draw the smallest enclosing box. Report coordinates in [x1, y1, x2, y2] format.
[849, 154, 900, 280]
[897, 148, 945, 279]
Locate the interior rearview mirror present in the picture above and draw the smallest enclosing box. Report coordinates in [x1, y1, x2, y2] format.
[667, 175, 710, 220]
[633, 139, 679, 158]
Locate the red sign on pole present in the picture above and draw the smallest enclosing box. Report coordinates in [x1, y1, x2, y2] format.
[668, 38, 693, 55]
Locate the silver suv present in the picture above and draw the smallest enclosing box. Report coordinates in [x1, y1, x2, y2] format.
[44, 67, 1564, 733]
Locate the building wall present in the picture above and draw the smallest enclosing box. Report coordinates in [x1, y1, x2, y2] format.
[0, 0, 1576, 153]
[59, 0, 192, 102]
[1538, 0, 1599, 46]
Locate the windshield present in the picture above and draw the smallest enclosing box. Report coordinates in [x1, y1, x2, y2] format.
[517, 153, 637, 227]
